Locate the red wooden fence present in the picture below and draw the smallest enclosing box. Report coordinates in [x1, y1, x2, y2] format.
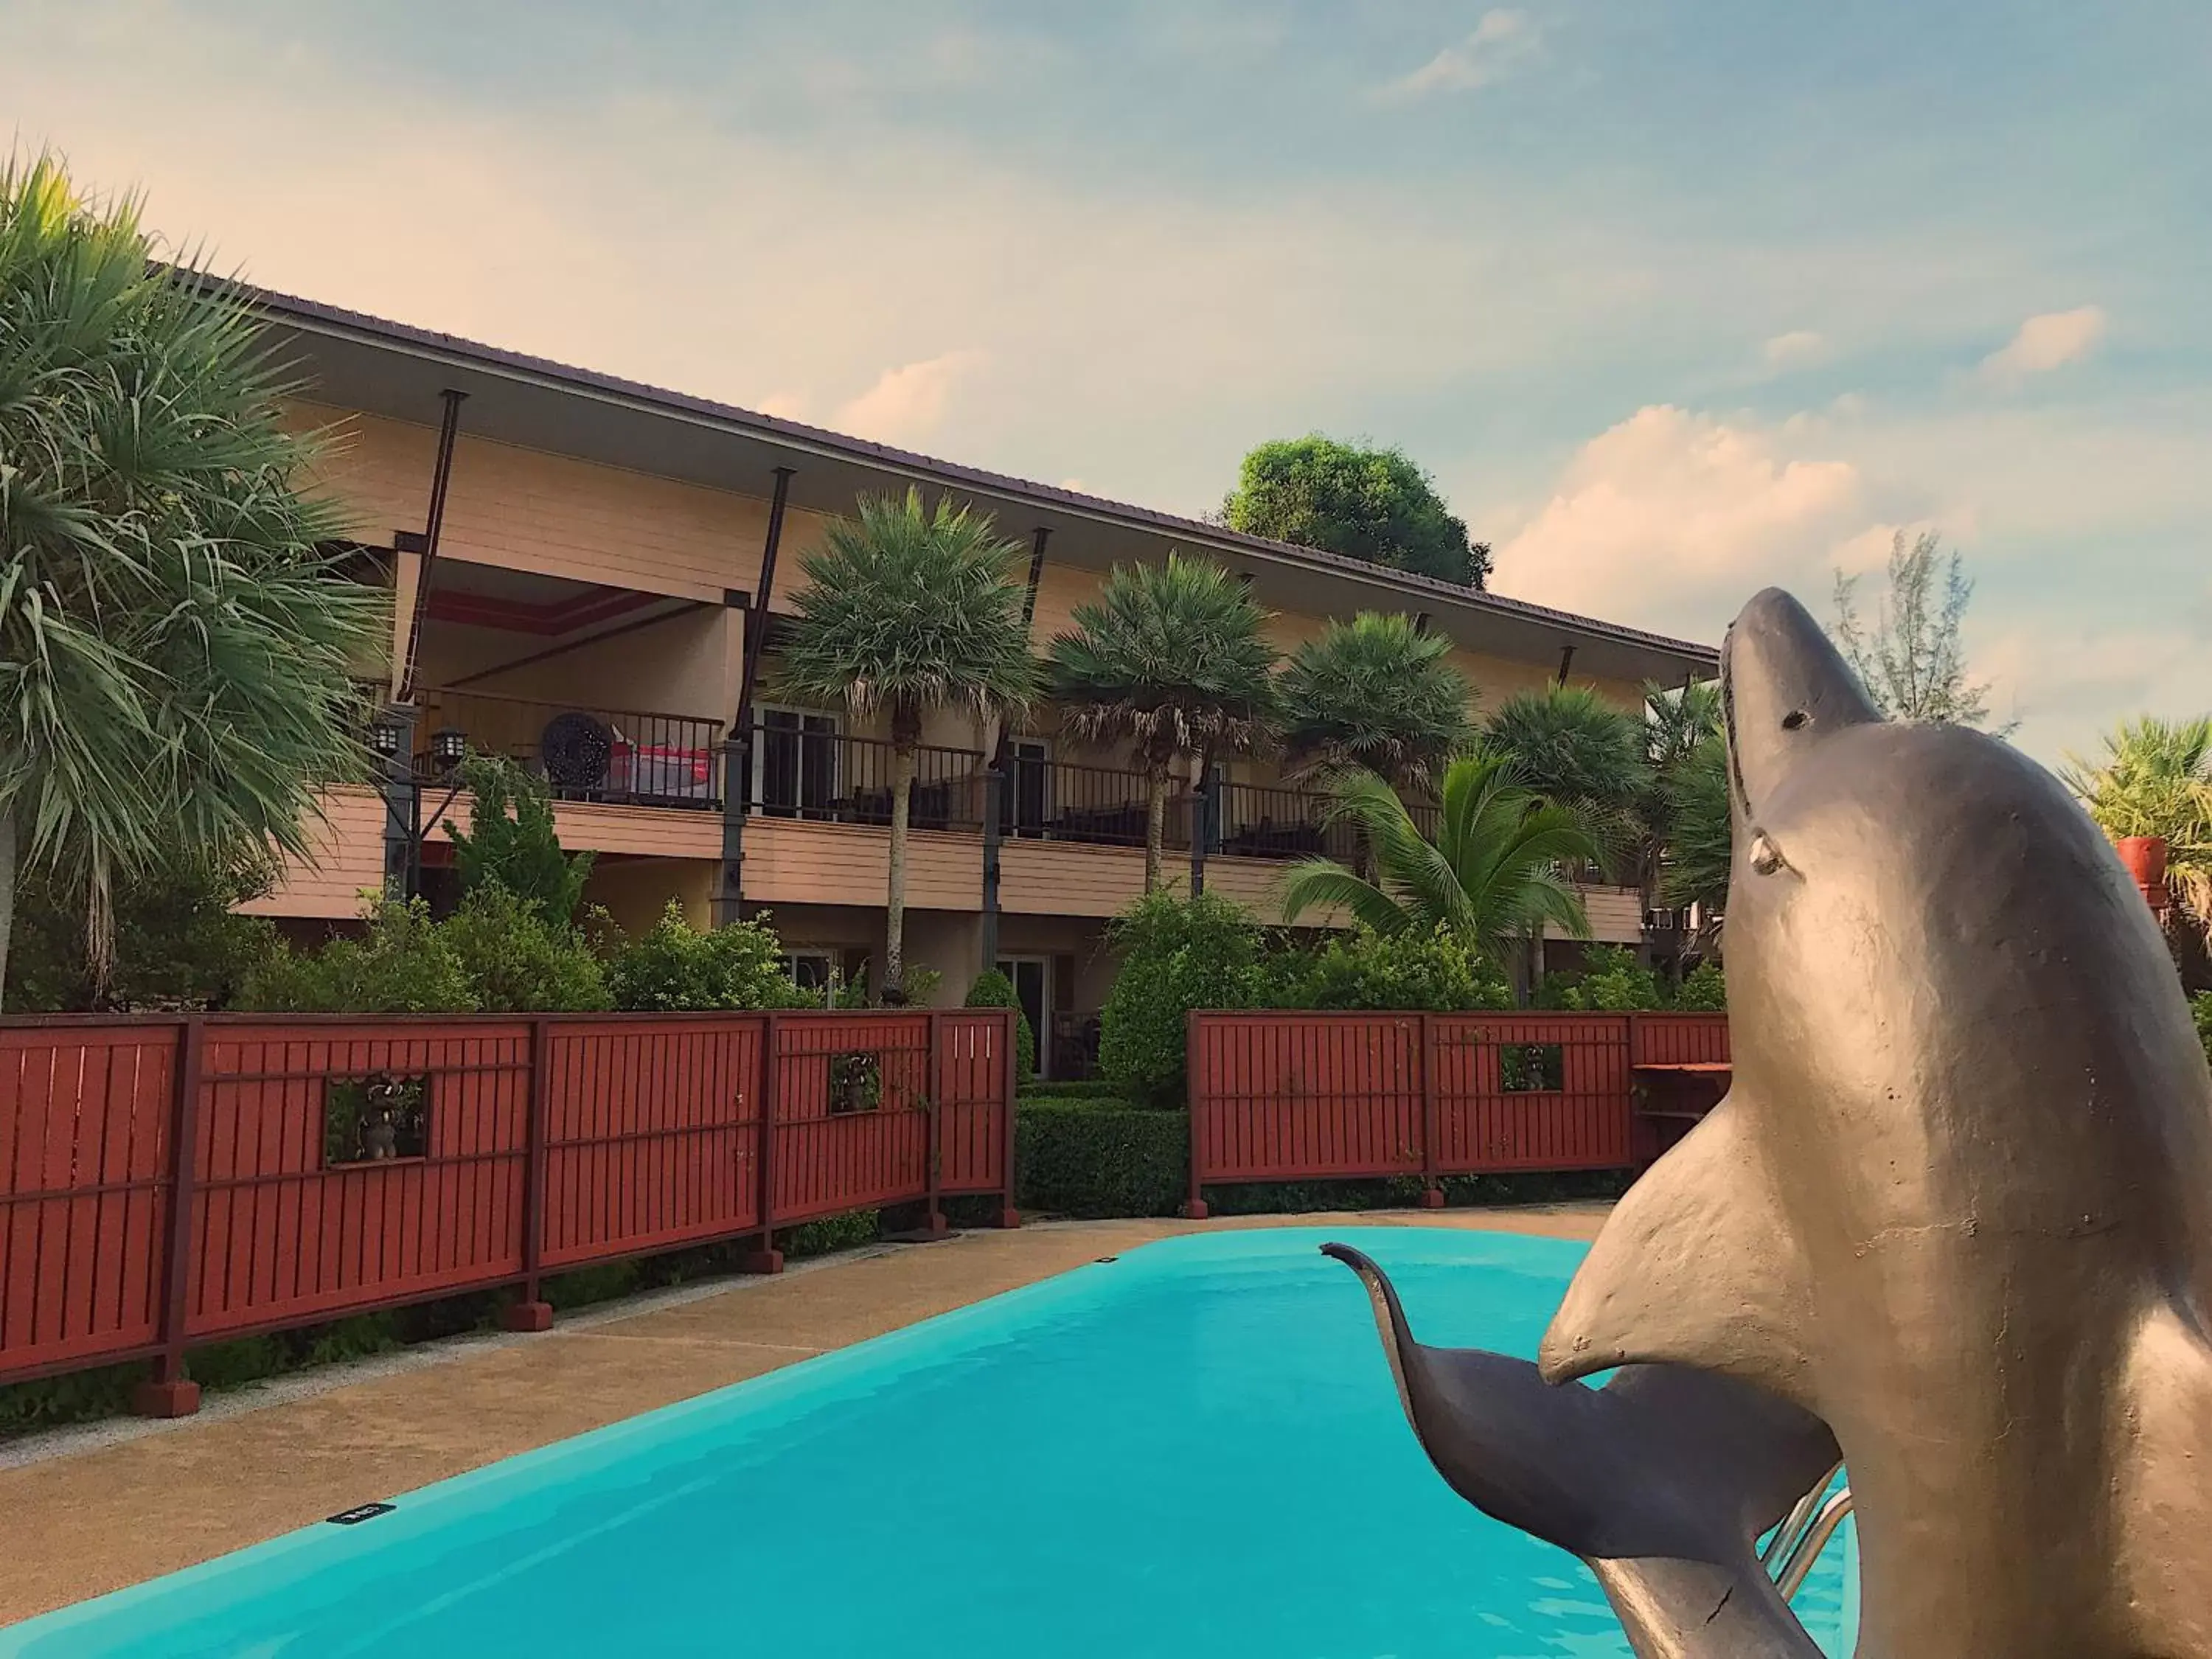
[1183, 1009, 1730, 1216]
[0, 1009, 1017, 1414]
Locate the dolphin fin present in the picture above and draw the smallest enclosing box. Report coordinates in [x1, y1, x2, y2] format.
[2115, 1302, 2212, 1654]
[1325, 1243, 1837, 1658]
[1540, 1094, 1817, 1407]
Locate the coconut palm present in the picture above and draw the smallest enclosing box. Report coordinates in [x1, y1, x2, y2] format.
[1479, 684, 1651, 878]
[775, 487, 1040, 996]
[1278, 611, 1474, 795]
[1641, 679, 1728, 937]
[1279, 754, 1596, 969]
[2062, 716, 2212, 937]
[1048, 553, 1278, 891]
[0, 153, 386, 1006]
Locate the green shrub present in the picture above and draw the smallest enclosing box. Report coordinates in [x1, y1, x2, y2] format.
[1016, 1098, 1187, 1218]
[439, 884, 612, 1012]
[2193, 991, 2212, 1067]
[1023, 1078, 1124, 1100]
[1675, 960, 1727, 1011]
[1, 855, 281, 1012]
[1262, 924, 1512, 1012]
[1540, 945, 1668, 1011]
[777, 1209, 880, 1258]
[607, 902, 810, 1010]
[240, 897, 479, 1012]
[445, 753, 594, 921]
[1098, 890, 1262, 1109]
[964, 970, 1037, 1080]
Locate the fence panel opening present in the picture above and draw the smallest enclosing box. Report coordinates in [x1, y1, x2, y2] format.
[324, 1074, 429, 1164]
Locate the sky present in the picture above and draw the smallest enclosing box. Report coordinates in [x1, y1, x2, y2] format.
[7, 0, 2208, 762]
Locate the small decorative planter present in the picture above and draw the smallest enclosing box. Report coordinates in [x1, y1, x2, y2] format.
[2116, 835, 2170, 916]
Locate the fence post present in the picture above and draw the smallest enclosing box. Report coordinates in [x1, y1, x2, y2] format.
[996, 1006, 1020, 1228]
[1417, 1012, 1444, 1208]
[923, 1009, 948, 1237]
[1180, 1010, 1208, 1220]
[133, 1018, 205, 1418]
[739, 1012, 785, 1273]
[501, 1018, 555, 1332]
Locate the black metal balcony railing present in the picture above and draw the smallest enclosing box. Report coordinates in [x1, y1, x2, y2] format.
[748, 731, 987, 832]
[418, 688, 726, 810]
[999, 757, 1192, 852]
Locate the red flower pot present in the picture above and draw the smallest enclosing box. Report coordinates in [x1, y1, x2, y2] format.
[2116, 835, 2170, 914]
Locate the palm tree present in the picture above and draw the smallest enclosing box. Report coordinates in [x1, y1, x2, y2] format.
[1480, 684, 1652, 878]
[1279, 754, 1597, 970]
[1641, 679, 1728, 950]
[1278, 611, 1473, 795]
[775, 488, 1039, 997]
[0, 153, 385, 1006]
[1048, 554, 1278, 891]
[2062, 716, 2212, 937]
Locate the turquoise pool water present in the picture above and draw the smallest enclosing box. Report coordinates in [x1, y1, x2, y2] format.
[3, 1228, 1854, 1657]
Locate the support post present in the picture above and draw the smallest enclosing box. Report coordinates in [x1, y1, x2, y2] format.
[501, 1018, 555, 1331]
[1188, 764, 1212, 897]
[1020, 526, 1051, 631]
[924, 1009, 949, 1236]
[397, 388, 467, 703]
[719, 467, 795, 926]
[739, 1013, 785, 1273]
[379, 703, 421, 900]
[980, 749, 1004, 972]
[1180, 1009, 1209, 1220]
[996, 1006, 1021, 1228]
[134, 1018, 205, 1417]
[1418, 1012, 1444, 1208]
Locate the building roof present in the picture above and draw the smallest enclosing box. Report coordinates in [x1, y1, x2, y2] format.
[248, 283, 1718, 684]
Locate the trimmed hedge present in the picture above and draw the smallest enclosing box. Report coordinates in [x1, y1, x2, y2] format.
[1016, 1098, 1186, 1218]
[1012, 1096, 1633, 1221]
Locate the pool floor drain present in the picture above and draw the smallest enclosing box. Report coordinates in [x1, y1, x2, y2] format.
[325, 1502, 395, 1526]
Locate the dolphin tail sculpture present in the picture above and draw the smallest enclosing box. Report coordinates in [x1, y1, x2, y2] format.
[1325, 1243, 1841, 1658]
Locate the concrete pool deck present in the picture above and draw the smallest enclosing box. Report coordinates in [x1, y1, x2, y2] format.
[0, 1204, 1608, 1627]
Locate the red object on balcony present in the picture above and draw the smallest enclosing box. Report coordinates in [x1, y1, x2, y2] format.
[610, 740, 714, 801]
[2117, 835, 2170, 917]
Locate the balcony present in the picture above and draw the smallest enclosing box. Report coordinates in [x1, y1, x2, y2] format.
[418, 686, 725, 810]
[748, 727, 987, 831]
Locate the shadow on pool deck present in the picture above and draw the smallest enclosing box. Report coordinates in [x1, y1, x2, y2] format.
[0, 1205, 1607, 1627]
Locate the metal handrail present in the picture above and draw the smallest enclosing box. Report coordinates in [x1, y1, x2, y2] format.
[1766, 1470, 1855, 1603]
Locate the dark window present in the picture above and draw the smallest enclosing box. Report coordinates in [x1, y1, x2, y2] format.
[325, 1074, 429, 1165]
[757, 709, 838, 816]
[828, 1051, 883, 1114]
[1499, 1043, 1565, 1093]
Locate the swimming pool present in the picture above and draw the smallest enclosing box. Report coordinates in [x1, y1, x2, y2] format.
[2, 1227, 1854, 1656]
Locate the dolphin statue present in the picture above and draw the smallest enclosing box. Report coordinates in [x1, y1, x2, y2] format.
[1535, 588, 2212, 1655]
[1325, 1241, 1842, 1655]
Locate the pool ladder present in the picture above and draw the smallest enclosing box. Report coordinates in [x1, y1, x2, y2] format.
[1764, 1467, 1855, 1601]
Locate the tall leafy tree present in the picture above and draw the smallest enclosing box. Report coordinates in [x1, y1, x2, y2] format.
[1048, 553, 1279, 892]
[0, 153, 385, 1006]
[2063, 715, 2212, 941]
[1278, 611, 1474, 795]
[775, 488, 1039, 996]
[1279, 754, 1596, 969]
[1830, 530, 2006, 728]
[1479, 684, 1651, 877]
[445, 752, 594, 921]
[1220, 434, 1491, 586]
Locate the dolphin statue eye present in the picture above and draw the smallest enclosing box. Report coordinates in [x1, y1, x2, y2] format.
[1750, 832, 1786, 874]
[1782, 709, 1809, 731]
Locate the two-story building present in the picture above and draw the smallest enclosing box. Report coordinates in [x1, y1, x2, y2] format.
[244, 287, 1717, 1072]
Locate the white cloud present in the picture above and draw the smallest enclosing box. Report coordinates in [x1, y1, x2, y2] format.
[834, 351, 987, 445]
[754, 390, 808, 420]
[1761, 329, 1831, 370]
[1382, 10, 1536, 100]
[1492, 405, 1879, 636]
[1977, 306, 2108, 388]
